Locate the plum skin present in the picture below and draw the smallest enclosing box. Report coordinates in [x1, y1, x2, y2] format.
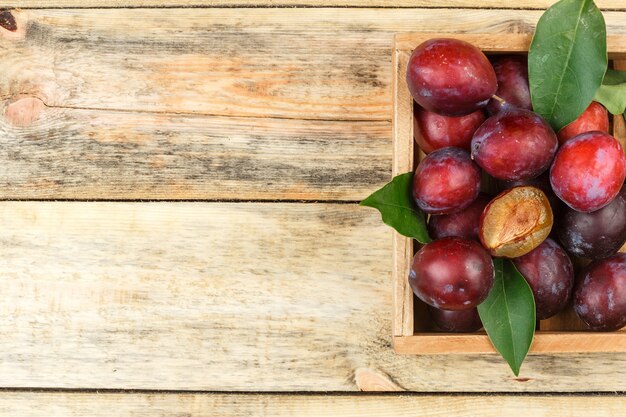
[486, 55, 532, 115]
[550, 131, 626, 213]
[414, 105, 486, 154]
[513, 238, 574, 320]
[409, 237, 495, 310]
[557, 101, 609, 144]
[471, 108, 558, 181]
[406, 38, 497, 116]
[428, 193, 491, 240]
[428, 306, 482, 332]
[413, 147, 481, 215]
[574, 253, 626, 331]
[557, 184, 626, 260]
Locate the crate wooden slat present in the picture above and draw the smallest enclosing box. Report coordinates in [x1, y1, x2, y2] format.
[394, 33, 626, 59]
[395, 332, 626, 354]
[392, 33, 626, 354]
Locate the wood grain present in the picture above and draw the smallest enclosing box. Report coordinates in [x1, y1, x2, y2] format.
[6, 1, 626, 10]
[1, 201, 626, 392]
[395, 332, 626, 354]
[0, 107, 390, 200]
[391, 49, 414, 338]
[0, 392, 624, 416]
[2, 9, 626, 122]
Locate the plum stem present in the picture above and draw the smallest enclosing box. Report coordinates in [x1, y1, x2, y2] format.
[491, 94, 507, 105]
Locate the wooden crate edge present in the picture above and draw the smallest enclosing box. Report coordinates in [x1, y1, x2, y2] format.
[391, 33, 626, 353]
[394, 332, 626, 355]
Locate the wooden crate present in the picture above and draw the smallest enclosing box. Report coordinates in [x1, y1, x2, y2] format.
[392, 33, 626, 354]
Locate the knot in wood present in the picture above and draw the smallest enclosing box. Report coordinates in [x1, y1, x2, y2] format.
[4, 97, 46, 127]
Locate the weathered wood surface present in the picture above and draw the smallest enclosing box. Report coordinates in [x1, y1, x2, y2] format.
[0, 201, 625, 392]
[7, 1, 626, 10]
[2, 9, 626, 122]
[0, 108, 390, 200]
[0, 393, 624, 416]
[2, 9, 626, 201]
[0, 0, 625, 401]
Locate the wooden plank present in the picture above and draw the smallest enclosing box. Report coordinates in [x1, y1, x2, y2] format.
[0, 392, 625, 416]
[3, 9, 626, 121]
[395, 332, 626, 354]
[391, 48, 414, 337]
[6, 1, 626, 10]
[1, 202, 626, 392]
[612, 60, 626, 151]
[0, 107, 390, 200]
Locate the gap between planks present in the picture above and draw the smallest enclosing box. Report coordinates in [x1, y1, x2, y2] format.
[0, 199, 362, 203]
[4, 1, 626, 11]
[0, 388, 624, 395]
[15, 102, 383, 124]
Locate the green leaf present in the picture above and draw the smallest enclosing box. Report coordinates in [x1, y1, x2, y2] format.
[478, 259, 536, 376]
[360, 172, 431, 244]
[529, 0, 607, 131]
[594, 69, 626, 115]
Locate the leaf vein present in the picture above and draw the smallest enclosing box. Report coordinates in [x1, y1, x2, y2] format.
[545, 0, 588, 121]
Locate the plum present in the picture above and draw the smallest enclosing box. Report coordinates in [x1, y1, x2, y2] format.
[406, 38, 497, 116]
[428, 193, 491, 240]
[513, 238, 574, 320]
[557, 184, 626, 260]
[409, 237, 494, 310]
[486, 55, 532, 115]
[574, 253, 626, 331]
[414, 105, 486, 154]
[471, 108, 558, 181]
[557, 101, 609, 144]
[550, 131, 626, 212]
[428, 306, 482, 332]
[413, 147, 481, 215]
[479, 186, 553, 258]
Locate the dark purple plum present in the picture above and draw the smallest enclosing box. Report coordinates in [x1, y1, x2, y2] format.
[513, 238, 574, 320]
[486, 55, 532, 115]
[409, 237, 494, 310]
[574, 253, 626, 331]
[550, 131, 626, 213]
[414, 105, 486, 154]
[428, 193, 491, 240]
[413, 147, 481, 215]
[471, 108, 558, 181]
[428, 306, 482, 332]
[557, 184, 626, 260]
[406, 38, 497, 116]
